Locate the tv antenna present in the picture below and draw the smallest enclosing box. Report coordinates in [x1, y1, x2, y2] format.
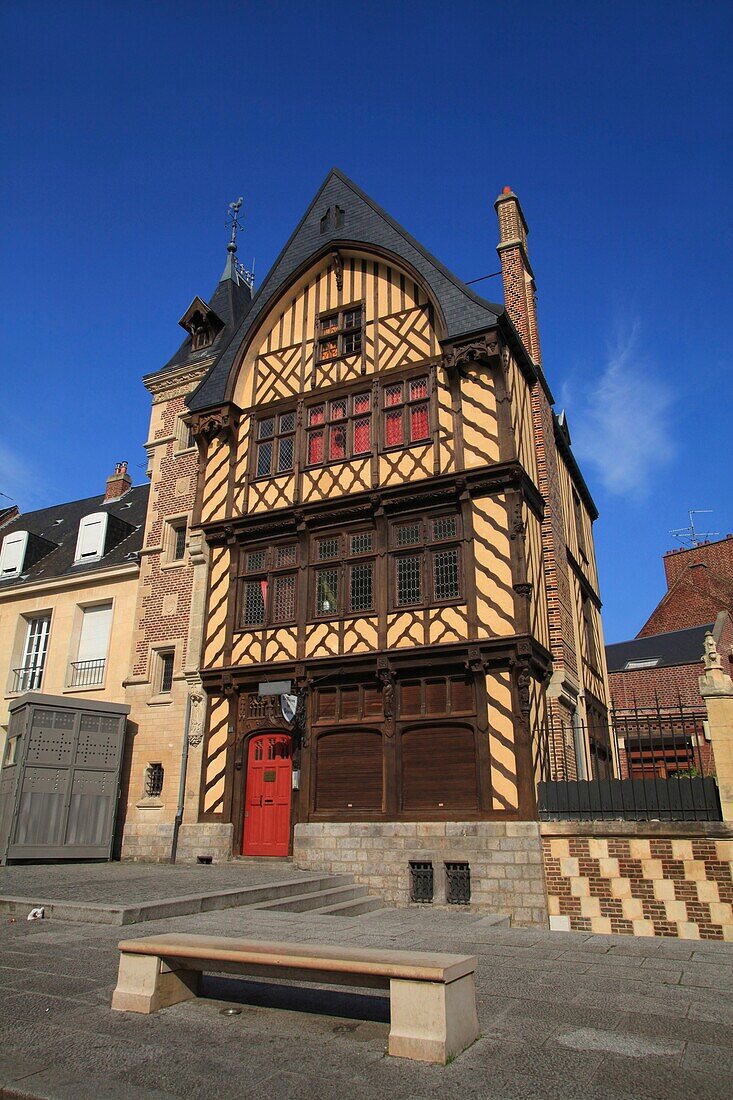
[670, 510, 719, 548]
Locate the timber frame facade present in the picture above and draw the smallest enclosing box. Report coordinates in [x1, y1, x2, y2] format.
[154, 170, 610, 860]
[122, 169, 610, 866]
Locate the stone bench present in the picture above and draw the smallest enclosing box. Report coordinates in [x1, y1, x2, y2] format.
[111, 933, 479, 1063]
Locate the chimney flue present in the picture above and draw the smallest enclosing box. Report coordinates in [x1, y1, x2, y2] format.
[494, 187, 541, 366]
[104, 460, 132, 503]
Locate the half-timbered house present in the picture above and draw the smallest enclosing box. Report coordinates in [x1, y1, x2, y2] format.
[123, 171, 610, 916]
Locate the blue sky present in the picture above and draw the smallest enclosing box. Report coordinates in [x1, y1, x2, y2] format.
[1, 1, 730, 643]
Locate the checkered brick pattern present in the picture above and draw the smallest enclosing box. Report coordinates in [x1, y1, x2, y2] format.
[543, 834, 733, 941]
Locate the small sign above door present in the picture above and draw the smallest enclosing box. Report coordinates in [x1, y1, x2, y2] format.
[258, 681, 292, 697]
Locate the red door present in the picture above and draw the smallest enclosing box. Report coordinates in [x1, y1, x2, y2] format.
[242, 734, 292, 856]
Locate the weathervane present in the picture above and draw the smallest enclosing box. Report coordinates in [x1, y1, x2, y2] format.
[225, 197, 255, 290]
[226, 197, 244, 255]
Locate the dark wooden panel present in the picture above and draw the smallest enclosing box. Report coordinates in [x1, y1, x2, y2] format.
[450, 676, 474, 713]
[315, 730, 383, 811]
[318, 689, 337, 718]
[400, 681, 421, 716]
[341, 688, 360, 718]
[363, 686, 383, 716]
[401, 726, 478, 811]
[425, 679, 447, 714]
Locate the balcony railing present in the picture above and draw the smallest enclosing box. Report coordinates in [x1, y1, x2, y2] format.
[69, 658, 106, 688]
[12, 665, 45, 693]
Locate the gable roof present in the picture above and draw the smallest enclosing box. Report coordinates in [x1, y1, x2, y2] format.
[0, 484, 149, 589]
[186, 168, 507, 412]
[606, 623, 714, 673]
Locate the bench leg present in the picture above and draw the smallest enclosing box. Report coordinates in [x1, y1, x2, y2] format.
[111, 952, 201, 1014]
[388, 973, 479, 1064]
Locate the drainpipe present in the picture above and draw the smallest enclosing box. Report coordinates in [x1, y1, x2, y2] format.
[170, 690, 193, 864]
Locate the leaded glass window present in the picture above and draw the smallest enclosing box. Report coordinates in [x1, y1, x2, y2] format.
[306, 392, 372, 467]
[254, 410, 296, 478]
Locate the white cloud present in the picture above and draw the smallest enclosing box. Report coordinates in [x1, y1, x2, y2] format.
[561, 323, 674, 499]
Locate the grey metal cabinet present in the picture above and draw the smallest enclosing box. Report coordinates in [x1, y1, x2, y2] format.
[0, 693, 128, 863]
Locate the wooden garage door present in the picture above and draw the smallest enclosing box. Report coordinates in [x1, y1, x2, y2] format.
[401, 726, 478, 812]
[315, 730, 383, 811]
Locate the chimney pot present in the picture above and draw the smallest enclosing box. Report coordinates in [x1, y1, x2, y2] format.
[104, 459, 132, 503]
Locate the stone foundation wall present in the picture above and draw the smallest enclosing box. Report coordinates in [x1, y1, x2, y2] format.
[542, 822, 733, 941]
[294, 821, 548, 926]
[121, 821, 233, 864]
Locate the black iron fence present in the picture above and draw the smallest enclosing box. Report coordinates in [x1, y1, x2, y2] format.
[535, 701, 721, 822]
[69, 658, 106, 688]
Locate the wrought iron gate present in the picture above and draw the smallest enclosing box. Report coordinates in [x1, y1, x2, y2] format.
[534, 701, 722, 822]
[0, 693, 129, 863]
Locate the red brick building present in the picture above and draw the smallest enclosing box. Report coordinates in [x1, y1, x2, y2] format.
[606, 536, 733, 778]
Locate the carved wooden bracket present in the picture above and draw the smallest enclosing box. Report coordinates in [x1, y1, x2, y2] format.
[331, 250, 343, 291]
[191, 404, 239, 444]
[443, 330, 502, 376]
[378, 669, 396, 737]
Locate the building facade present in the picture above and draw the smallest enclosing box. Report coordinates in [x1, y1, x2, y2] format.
[0, 465, 147, 783]
[607, 535, 733, 780]
[118, 172, 610, 918]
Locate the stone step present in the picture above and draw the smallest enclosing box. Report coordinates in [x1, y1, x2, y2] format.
[310, 895, 385, 917]
[252, 883, 370, 913]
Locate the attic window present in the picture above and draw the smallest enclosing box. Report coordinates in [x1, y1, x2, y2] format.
[189, 310, 214, 350]
[179, 297, 224, 352]
[74, 513, 109, 564]
[0, 531, 28, 577]
[319, 205, 345, 233]
[624, 657, 661, 670]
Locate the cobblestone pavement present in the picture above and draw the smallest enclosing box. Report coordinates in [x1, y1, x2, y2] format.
[0, 861, 318, 905]
[1, 892, 732, 1099]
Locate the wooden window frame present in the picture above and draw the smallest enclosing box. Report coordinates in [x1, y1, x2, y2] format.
[308, 526, 377, 622]
[581, 590, 600, 672]
[236, 543, 299, 630]
[304, 391, 373, 469]
[381, 374, 431, 453]
[388, 513, 463, 611]
[253, 408, 297, 481]
[316, 301, 364, 364]
[572, 488, 588, 562]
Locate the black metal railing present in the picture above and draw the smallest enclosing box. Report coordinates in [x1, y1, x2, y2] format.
[12, 664, 44, 693]
[69, 658, 106, 688]
[535, 699, 721, 822]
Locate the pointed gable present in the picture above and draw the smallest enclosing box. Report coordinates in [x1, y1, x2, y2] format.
[188, 168, 504, 411]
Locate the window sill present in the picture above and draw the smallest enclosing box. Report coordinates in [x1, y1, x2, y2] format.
[136, 797, 164, 810]
[234, 623, 297, 633]
[173, 446, 197, 458]
[62, 683, 106, 694]
[147, 692, 174, 707]
[160, 560, 187, 571]
[252, 471, 294, 483]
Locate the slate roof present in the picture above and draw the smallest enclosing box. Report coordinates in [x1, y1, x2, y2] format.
[605, 623, 714, 673]
[161, 255, 253, 374]
[182, 168, 508, 412]
[0, 484, 149, 589]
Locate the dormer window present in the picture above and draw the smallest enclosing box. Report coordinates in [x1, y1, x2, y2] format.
[178, 296, 224, 353]
[0, 531, 28, 577]
[74, 513, 109, 564]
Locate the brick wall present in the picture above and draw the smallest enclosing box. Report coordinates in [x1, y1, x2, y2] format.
[639, 536, 733, 637]
[542, 825, 733, 940]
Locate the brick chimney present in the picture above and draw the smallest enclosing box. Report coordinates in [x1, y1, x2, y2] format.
[104, 461, 132, 503]
[494, 187, 541, 365]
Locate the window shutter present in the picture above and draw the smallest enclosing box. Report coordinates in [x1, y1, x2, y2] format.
[401, 727, 478, 811]
[0, 531, 27, 575]
[315, 730, 383, 810]
[75, 514, 107, 561]
[77, 604, 113, 661]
